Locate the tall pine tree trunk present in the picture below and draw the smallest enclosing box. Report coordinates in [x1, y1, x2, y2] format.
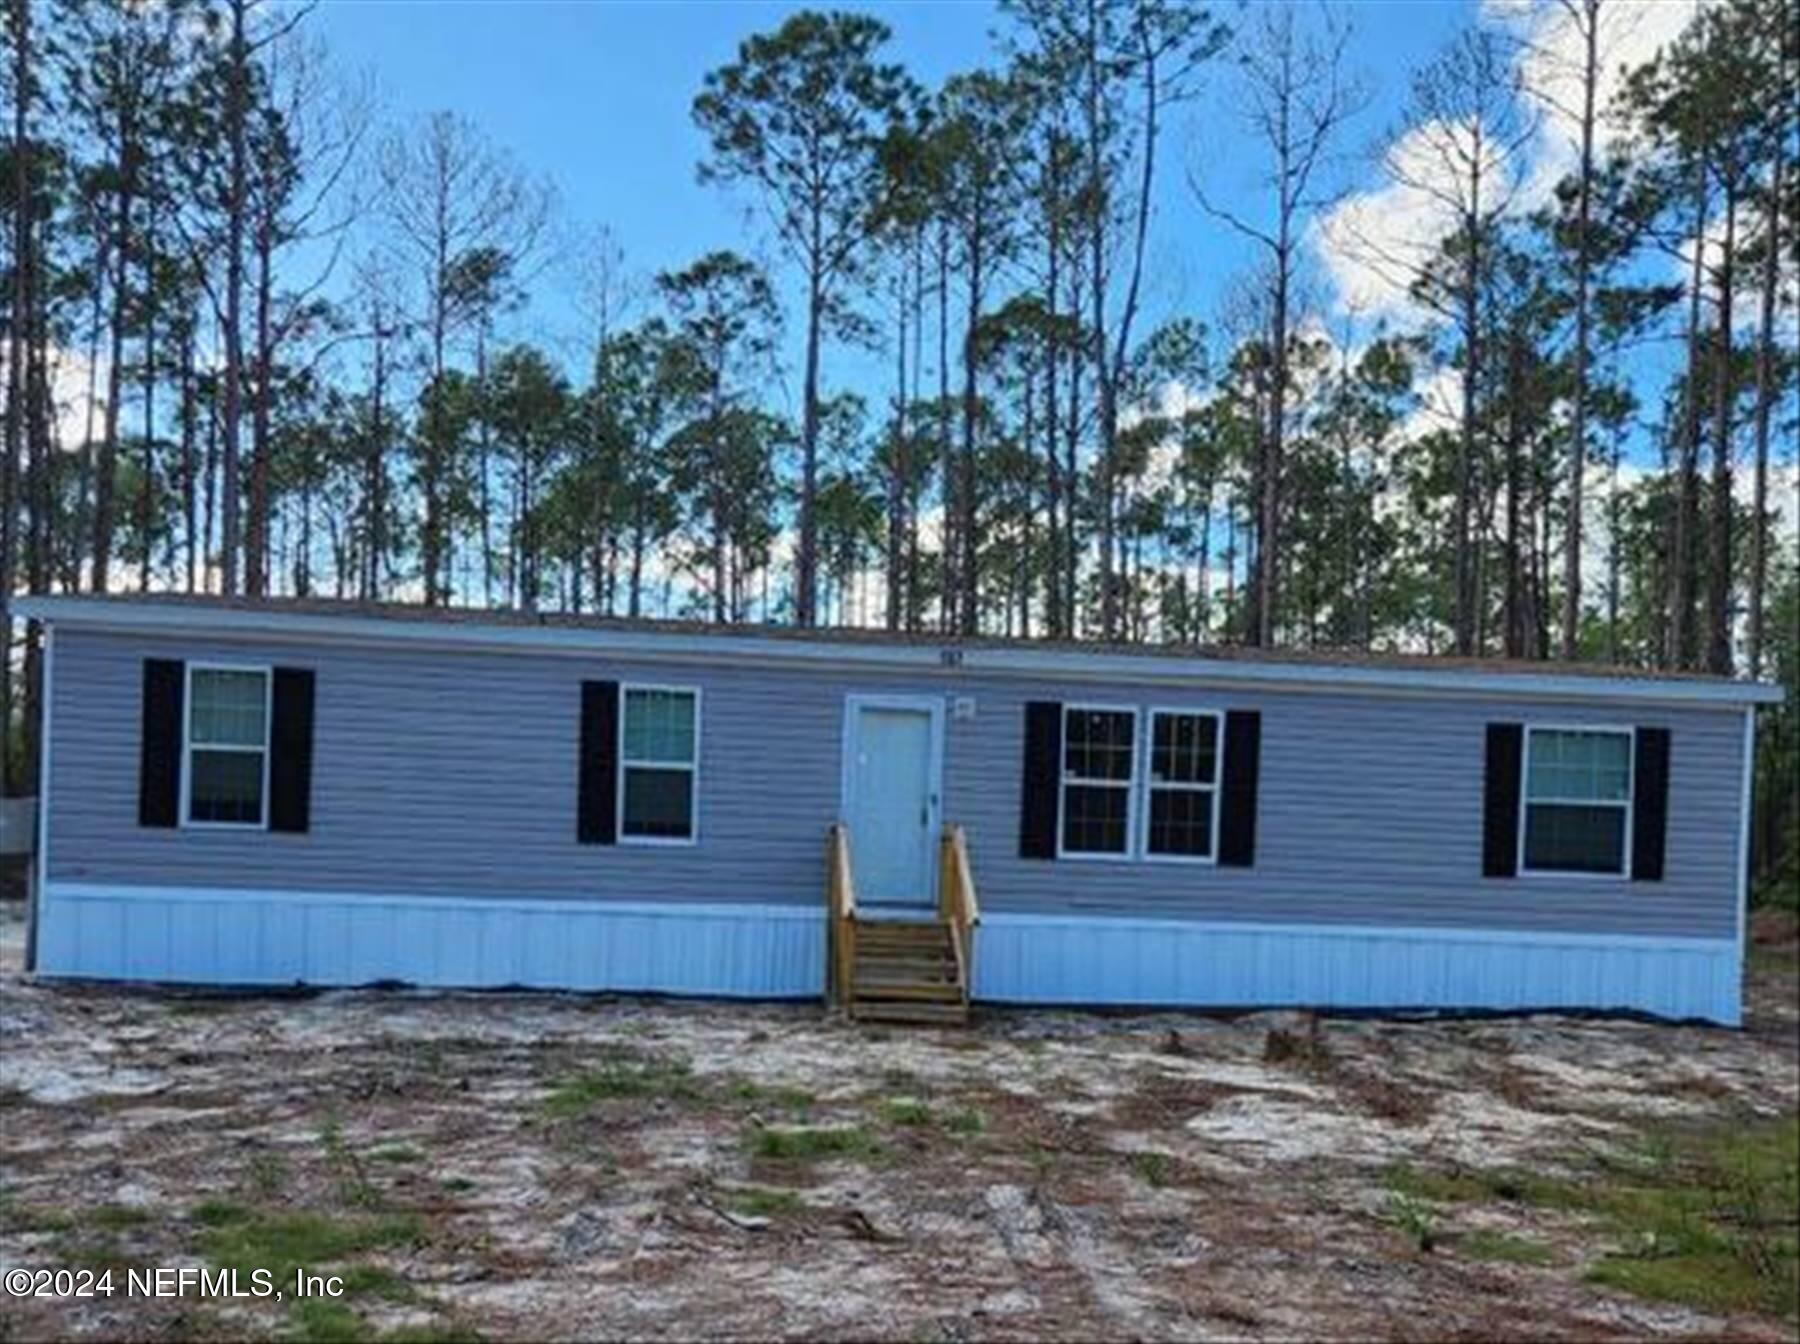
[220, 0, 249, 596]
[1747, 163, 1779, 679]
[1669, 154, 1707, 670]
[91, 109, 134, 593]
[1560, 0, 1599, 660]
[181, 320, 198, 592]
[139, 198, 157, 593]
[247, 185, 275, 596]
[884, 274, 906, 631]
[1503, 330, 1525, 658]
[795, 225, 823, 627]
[1703, 183, 1736, 675]
[958, 221, 982, 637]
[3, 0, 28, 796]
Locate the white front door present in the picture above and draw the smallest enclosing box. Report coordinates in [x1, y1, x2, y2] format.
[842, 696, 942, 909]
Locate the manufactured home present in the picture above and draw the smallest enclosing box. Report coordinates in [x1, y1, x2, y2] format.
[15, 594, 1781, 1026]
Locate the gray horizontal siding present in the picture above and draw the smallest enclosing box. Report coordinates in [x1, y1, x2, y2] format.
[47, 628, 1745, 939]
[948, 680, 1743, 939]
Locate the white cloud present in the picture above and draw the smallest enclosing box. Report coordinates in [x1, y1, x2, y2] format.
[1315, 1, 1700, 327]
[1313, 117, 1521, 327]
[45, 345, 103, 453]
[1400, 363, 1465, 442]
[1499, 0, 1700, 209]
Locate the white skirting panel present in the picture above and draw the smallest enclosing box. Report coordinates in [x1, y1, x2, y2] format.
[973, 913, 1743, 1026]
[36, 883, 825, 997]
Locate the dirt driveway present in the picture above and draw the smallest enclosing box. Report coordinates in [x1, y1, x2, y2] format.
[2, 905, 1796, 1343]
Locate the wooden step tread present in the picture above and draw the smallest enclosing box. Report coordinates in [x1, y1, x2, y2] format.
[854, 927, 949, 943]
[853, 1000, 970, 1025]
[853, 979, 964, 1001]
[853, 957, 957, 978]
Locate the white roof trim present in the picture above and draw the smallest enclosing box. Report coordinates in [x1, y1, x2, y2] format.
[12, 595, 1785, 708]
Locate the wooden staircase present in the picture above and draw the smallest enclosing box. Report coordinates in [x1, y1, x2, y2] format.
[827, 824, 979, 1027]
[849, 919, 966, 1024]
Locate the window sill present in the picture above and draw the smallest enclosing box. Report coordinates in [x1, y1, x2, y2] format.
[618, 834, 699, 849]
[1056, 848, 1136, 863]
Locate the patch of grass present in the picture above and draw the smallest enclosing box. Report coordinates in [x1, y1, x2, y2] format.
[1458, 1229, 1556, 1266]
[543, 1051, 701, 1116]
[337, 1262, 417, 1303]
[319, 1116, 380, 1209]
[288, 1307, 478, 1344]
[88, 1204, 152, 1232]
[1581, 1117, 1799, 1319]
[882, 1098, 933, 1127]
[290, 1298, 368, 1344]
[725, 1186, 803, 1218]
[1587, 1252, 1777, 1316]
[191, 1199, 253, 1228]
[1383, 1191, 1440, 1253]
[0, 1202, 74, 1234]
[247, 1151, 290, 1200]
[52, 1233, 131, 1272]
[198, 1208, 423, 1289]
[1383, 1161, 1586, 1211]
[1128, 1151, 1175, 1188]
[730, 1081, 816, 1113]
[945, 1107, 986, 1136]
[368, 1144, 425, 1166]
[747, 1124, 880, 1162]
[1390, 1116, 1799, 1318]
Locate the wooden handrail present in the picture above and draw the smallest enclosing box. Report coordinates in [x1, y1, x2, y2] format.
[827, 823, 857, 1010]
[829, 822, 857, 921]
[938, 824, 980, 1004]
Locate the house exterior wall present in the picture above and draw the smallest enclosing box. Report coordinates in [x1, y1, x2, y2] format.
[36, 625, 1750, 1021]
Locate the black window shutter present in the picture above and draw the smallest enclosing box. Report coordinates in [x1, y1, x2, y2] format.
[1218, 710, 1262, 867]
[1018, 701, 1062, 859]
[1483, 723, 1524, 878]
[578, 680, 620, 845]
[268, 668, 316, 834]
[139, 659, 185, 828]
[1632, 726, 1671, 882]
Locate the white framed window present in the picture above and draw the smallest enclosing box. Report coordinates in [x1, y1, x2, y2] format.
[1144, 709, 1223, 863]
[1520, 725, 1633, 877]
[619, 684, 700, 844]
[183, 663, 271, 828]
[1058, 705, 1138, 858]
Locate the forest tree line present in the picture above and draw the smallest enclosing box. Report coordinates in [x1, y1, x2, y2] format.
[2, 0, 1796, 893]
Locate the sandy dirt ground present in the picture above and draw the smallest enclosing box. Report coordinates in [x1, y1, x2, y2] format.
[1, 902, 1796, 1343]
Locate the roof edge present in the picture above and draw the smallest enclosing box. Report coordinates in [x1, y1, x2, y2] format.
[14, 595, 1785, 708]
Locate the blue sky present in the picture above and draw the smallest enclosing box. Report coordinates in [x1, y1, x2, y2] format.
[309, 0, 1479, 393]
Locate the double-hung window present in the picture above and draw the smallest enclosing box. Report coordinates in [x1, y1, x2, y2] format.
[1521, 727, 1632, 875]
[185, 665, 271, 827]
[1059, 706, 1137, 857]
[620, 686, 700, 843]
[1145, 710, 1221, 861]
